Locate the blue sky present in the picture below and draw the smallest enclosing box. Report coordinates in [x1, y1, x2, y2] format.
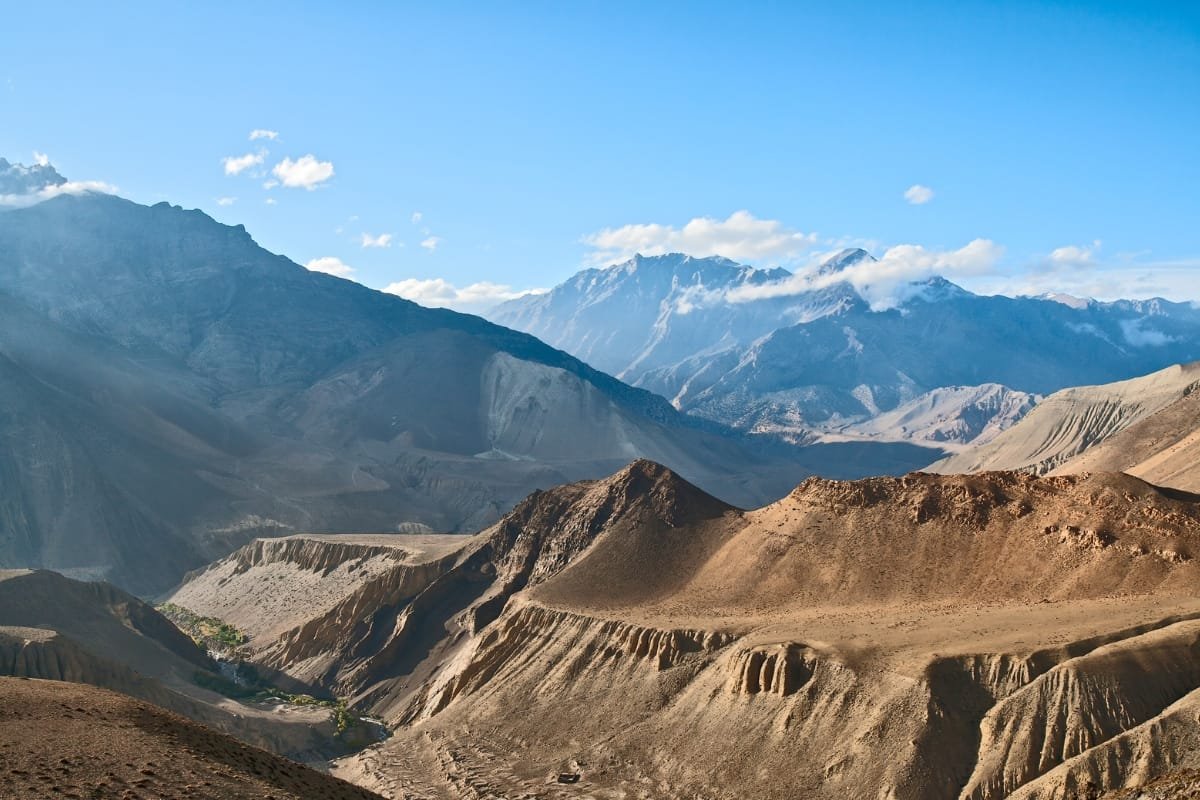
[1, 1, 1197, 309]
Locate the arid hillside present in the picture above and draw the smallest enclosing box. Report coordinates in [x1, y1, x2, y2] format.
[929, 362, 1200, 479]
[0, 677, 383, 800]
[1052, 387, 1200, 493]
[171, 461, 1200, 799]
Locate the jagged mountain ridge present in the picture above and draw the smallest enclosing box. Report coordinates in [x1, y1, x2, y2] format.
[491, 250, 862, 382]
[490, 251, 1200, 443]
[491, 251, 853, 379]
[171, 460, 1200, 799]
[0, 189, 844, 593]
[0, 156, 66, 196]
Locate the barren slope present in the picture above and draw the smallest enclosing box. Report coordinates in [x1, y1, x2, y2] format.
[174, 462, 1200, 799]
[928, 363, 1200, 476]
[1052, 388, 1200, 493]
[0, 677, 382, 800]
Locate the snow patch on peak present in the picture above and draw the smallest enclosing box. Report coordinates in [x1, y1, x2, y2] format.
[817, 248, 874, 276]
[1038, 292, 1092, 310]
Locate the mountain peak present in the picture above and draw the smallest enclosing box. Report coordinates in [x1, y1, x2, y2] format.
[817, 247, 874, 276]
[0, 157, 67, 196]
[1038, 292, 1092, 310]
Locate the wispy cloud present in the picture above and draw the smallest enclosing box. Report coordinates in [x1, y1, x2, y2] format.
[0, 179, 120, 208]
[964, 252, 1200, 302]
[420, 236, 442, 252]
[249, 129, 279, 141]
[222, 151, 265, 176]
[1120, 317, 1177, 347]
[360, 232, 394, 249]
[411, 211, 423, 224]
[305, 256, 354, 277]
[583, 210, 818, 265]
[216, 196, 236, 206]
[383, 278, 545, 313]
[32, 151, 49, 167]
[272, 155, 335, 190]
[1045, 240, 1101, 268]
[904, 184, 935, 205]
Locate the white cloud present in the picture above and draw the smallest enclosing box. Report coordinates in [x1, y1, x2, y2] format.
[0, 179, 120, 208]
[305, 256, 355, 277]
[904, 184, 935, 205]
[249, 129, 279, 141]
[360, 232, 394, 249]
[1046, 240, 1101, 267]
[222, 151, 265, 176]
[265, 197, 278, 206]
[216, 196, 237, 206]
[272, 155, 334, 190]
[32, 151, 49, 167]
[583, 210, 818, 265]
[420, 236, 442, 252]
[411, 211, 423, 224]
[677, 239, 1005, 312]
[382, 278, 545, 313]
[262, 179, 279, 190]
[1120, 318, 1177, 347]
[964, 256, 1200, 303]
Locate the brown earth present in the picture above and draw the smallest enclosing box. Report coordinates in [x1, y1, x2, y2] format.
[0, 677, 383, 800]
[171, 461, 1200, 799]
[1104, 771, 1200, 799]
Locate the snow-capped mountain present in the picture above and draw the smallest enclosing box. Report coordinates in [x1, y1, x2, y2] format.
[491, 251, 866, 383]
[490, 251, 1200, 445]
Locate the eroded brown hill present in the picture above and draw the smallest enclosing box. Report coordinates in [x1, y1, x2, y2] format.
[171, 463, 1200, 799]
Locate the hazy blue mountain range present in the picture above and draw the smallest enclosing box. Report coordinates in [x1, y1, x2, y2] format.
[491, 251, 1200, 447]
[0, 173, 936, 593]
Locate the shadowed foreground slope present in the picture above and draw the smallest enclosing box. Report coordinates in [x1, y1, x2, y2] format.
[0, 678, 383, 800]
[0, 569, 369, 762]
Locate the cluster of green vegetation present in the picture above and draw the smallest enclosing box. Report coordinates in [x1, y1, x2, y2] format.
[156, 602, 247, 653]
[192, 670, 360, 736]
[162, 603, 374, 743]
